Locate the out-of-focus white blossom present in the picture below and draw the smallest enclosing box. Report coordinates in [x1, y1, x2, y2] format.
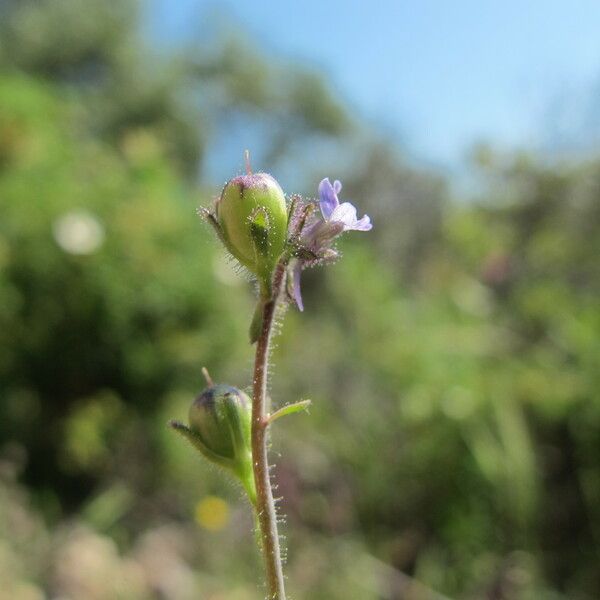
[53, 211, 105, 255]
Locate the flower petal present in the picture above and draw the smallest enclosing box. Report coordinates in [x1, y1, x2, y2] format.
[318, 178, 339, 220]
[331, 202, 358, 229]
[333, 180, 342, 194]
[291, 261, 304, 311]
[353, 215, 372, 231]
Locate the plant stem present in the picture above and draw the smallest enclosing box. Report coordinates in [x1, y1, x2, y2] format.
[252, 259, 288, 600]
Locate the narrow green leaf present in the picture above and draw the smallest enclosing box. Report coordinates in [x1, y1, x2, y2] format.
[267, 400, 312, 425]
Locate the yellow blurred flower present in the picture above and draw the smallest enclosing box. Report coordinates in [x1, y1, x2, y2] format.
[194, 496, 230, 532]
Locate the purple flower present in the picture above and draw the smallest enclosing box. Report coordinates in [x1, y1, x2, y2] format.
[317, 178, 372, 232]
[291, 178, 372, 311]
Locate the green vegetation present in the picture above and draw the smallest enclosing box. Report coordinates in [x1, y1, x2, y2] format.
[0, 1, 599, 598]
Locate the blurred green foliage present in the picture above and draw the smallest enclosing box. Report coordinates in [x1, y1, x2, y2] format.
[0, 1, 599, 599]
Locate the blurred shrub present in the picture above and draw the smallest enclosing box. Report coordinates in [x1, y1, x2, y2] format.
[0, 73, 251, 510]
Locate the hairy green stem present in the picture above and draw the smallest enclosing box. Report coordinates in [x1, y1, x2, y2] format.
[252, 260, 288, 600]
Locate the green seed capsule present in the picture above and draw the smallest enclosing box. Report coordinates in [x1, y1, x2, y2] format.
[170, 384, 256, 504]
[188, 384, 252, 463]
[216, 173, 288, 289]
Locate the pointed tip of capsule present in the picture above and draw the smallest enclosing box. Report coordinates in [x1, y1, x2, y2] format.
[201, 366, 214, 387]
[244, 149, 252, 175]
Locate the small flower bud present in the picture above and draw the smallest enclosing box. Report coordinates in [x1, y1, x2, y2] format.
[216, 173, 288, 289]
[188, 384, 251, 463]
[170, 384, 256, 504]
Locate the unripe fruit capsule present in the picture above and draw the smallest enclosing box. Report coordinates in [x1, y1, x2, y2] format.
[188, 384, 252, 463]
[216, 173, 288, 286]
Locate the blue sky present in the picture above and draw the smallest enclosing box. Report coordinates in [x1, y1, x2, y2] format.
[148, 0, 600, 169]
